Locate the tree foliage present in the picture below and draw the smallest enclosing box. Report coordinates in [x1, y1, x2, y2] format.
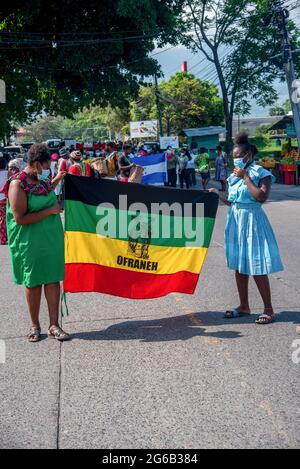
[181, 0, 300, 151]
[269, 98, 292, 116]
[0, 0, 184, 142]
[131, 72, 223, 135]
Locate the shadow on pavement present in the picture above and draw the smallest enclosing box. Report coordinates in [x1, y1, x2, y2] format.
[69, 312, 243, 343]
[68, 310, 300, 343]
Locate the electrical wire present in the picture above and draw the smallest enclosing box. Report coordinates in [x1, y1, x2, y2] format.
[11, 45, 178, 73]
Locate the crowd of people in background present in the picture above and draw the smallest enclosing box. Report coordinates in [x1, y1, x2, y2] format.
[0, 140, 229, 247]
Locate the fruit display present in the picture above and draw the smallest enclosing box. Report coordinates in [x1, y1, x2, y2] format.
[280, 148, 300, 164]
[258, 156, 276, 169]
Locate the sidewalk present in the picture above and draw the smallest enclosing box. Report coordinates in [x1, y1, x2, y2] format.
[0, 181, 299, 449]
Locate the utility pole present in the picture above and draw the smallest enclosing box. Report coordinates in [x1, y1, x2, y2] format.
[272, 2, 300, 149]
[154, 74, 164, 138]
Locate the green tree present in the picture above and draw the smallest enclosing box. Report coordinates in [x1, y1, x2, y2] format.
[131, 72, 223, 135]
[269, 98, 292, 116]
[24, 115, 65, 143]
[181, 0, 300, 152]
[0, 0, 184, 140]
[269, 105, 285, 116]
[105, 105, 131, 139]
[283, 98, 292, 115]
[253, 123, 270, 146]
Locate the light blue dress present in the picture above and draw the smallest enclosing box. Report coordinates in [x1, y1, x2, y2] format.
[225, 163, 283, 276]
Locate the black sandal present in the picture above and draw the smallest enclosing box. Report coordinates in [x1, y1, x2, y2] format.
[224, 309, 251, 319]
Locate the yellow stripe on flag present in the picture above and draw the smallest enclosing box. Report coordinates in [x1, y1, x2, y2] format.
[65, 231, 208, 276]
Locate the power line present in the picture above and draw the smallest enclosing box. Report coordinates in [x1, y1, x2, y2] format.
[0, 33, 164, 50]
[10, 45, 178, 73]
[0, 29, 157, 36]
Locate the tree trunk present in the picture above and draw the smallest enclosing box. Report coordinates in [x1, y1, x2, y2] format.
[212, 50, 234, 154]
[225, 114, 234, 155]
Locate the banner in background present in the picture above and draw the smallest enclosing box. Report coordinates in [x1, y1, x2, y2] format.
[159, 136, 179, 150]
[130, 120, 158, 139]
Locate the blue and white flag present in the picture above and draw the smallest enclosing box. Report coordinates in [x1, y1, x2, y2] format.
[131, 153, 167, 185]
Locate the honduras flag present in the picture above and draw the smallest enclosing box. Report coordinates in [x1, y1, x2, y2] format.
[131, 153, 167, 185]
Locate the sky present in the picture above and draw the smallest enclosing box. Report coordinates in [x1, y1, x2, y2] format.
[155, 45, 289, 118]
[154, 1, 300, 118]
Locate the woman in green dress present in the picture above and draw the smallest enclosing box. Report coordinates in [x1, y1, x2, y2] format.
[5, 144, 70, 342]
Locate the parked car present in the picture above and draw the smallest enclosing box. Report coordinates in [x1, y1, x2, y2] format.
[45, 138, 63, 150]
[143, 142, 160, 153]
[4, 145, 25, 156]
[21, 142, 35, 152]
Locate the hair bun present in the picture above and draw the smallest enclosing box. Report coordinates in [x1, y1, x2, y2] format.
[235, 132, 249, 145]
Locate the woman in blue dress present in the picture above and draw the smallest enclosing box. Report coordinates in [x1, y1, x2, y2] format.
[209, 133, 283, 325]
[215, 145, 228, 192]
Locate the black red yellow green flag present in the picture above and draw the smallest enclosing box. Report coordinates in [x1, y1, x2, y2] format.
[64, 175, 218, 299]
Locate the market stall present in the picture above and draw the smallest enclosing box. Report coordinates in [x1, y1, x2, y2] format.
[266, 113, 300, 185]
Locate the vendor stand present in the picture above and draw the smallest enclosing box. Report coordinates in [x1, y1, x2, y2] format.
[267, 114, 300, 185]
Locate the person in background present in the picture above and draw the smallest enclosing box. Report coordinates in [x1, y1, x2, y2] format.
[164, 146, 178, 188]
[186, 148, 197, 187]
[138, 145, 148, 157]
[209, 133, 283, 325]
[0, 158, 23, 245]
[5, 143, 69, 342]
[118, 145, 136, 182]
[58, 147, 71, 173]
[195, 148, 210, 190]
[8, 159, 23, 178]
[50, 153, 59, 178]
[178, 149, 190, 189]
[215, 145, 228, 192]
[0, 153, 8, 244]
[68, 150, 92, 177]
[105, 141, 116, 155]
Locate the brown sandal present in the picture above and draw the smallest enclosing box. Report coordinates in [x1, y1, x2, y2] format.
[48, 325, 70, 341]
[28, 327, 41, 343]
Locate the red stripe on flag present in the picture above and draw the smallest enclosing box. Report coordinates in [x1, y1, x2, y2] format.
[64, 263, 199, 299]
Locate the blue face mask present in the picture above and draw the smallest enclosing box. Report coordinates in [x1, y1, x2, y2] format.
[37, 169, 50, 181]
[234, 158, 246, 169]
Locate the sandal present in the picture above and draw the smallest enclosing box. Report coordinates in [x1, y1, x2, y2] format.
[224, 309, 251, 319]
[28, 327, 41, 343]
[48, 325, 70, 341]
[255, 314, 275, 325]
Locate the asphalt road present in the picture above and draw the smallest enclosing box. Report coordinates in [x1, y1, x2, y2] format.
[0, 181, 299, 449]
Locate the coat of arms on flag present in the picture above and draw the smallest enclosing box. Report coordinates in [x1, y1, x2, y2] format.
[64, 175, 219, 299]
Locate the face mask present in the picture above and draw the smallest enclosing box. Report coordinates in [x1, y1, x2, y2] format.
[9, 168, 19, 175]
[234, 158, 246, 169]
[37, 169, 50, 181]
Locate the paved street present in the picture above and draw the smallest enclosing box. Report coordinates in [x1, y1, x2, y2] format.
[0, 182, 300, 449]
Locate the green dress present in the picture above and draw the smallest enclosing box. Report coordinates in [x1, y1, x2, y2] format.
[6, 172, 64, 288]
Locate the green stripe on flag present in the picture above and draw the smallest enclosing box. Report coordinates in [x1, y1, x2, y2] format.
[65, 200, 215, 248]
